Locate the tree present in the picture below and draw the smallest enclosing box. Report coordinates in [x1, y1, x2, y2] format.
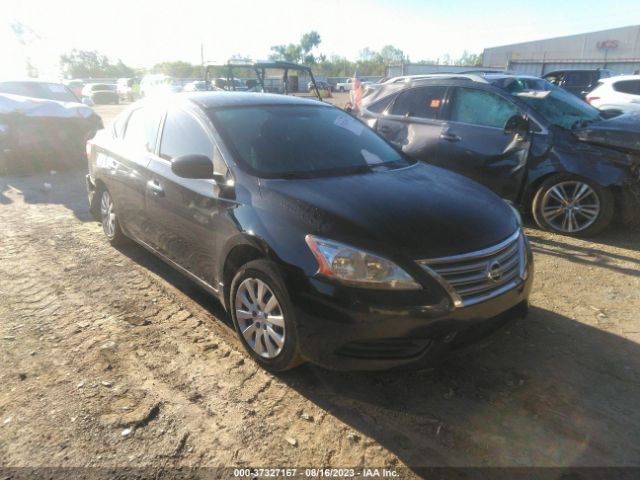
[269, 30, 321, 64]
[152, 61, 201, 78]
[456, 50, 483, 66]
[59, 49, 134, 78]
[379, 45, 406, 64]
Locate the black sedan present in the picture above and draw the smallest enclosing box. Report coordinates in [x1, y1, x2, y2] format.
[86, 92, 533, 371]
[359, 74, 640, 236]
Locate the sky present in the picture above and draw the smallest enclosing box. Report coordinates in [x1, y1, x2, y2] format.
[2, 0, 640, 78]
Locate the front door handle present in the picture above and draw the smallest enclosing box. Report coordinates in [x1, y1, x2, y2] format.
[146, 180, 164, 197]
[440, 132, 461, 142]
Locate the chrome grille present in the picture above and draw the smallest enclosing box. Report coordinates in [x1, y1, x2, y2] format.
[417, 230, 525, 307]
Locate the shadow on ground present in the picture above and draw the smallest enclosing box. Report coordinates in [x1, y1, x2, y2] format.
[116, 239, 640, 469]
[0, 168, 93, 221]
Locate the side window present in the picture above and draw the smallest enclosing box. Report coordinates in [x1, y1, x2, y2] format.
[366, 95, 395, 114]
[564, 72, 591, 87]
[613, 80, 640, 95]
[450, 88, 519, 129]
[159, 109, 213, 161]
[123, 107, 161, 152]
[390, 86, 446, 119]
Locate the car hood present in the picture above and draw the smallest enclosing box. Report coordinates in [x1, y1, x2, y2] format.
[0, 93, 94, 119]
[575, 112, 640, 153]
[258, 163, 518, 259]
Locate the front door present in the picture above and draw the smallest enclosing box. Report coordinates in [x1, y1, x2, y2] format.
[145, 107, 235, 289]
[434, 86, 531, 202]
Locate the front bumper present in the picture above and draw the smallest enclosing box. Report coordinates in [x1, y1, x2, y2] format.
[290, 252, 533, 371]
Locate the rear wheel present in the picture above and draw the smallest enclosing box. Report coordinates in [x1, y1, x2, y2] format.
[532, 174, 614, 236]
[230, 259, 302, 372]
[99, 189, 127, 245]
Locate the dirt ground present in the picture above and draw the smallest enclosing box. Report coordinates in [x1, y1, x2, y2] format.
[1, 103, 640, 477]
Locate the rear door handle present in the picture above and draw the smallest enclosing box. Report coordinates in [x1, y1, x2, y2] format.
[146, 180, 164, 197]
[440, 132, 461, 142]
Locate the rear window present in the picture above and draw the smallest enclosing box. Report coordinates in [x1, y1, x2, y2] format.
[613, 80, 640, 95]
[209, 105, 412, 178]
[366, 95, 395, 114]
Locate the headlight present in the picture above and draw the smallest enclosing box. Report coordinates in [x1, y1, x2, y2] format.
[305, 235, 421, 290]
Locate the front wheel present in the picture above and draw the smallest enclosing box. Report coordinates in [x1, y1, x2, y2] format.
[230, 259, 302, 372]
[532, 174, 614, 237]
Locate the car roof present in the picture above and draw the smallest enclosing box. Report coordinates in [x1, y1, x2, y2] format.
[183, 91, 330, 109]
[597, 74, 640, 83]
[0, 79, 65, 85]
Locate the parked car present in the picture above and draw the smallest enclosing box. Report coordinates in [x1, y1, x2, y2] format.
[140, 74, 182, 97]
[359, 74, 640, 236]
[86, 92, 532, 372]
[586, 75, 640, 113]
[81, 83, 119, 105]
[183, 80, 211, 92]
[0, 80, 80, 103]
[308, 80, 330, 92]
[213, 77, 247, 91]
[0, 81, 102, 174]
[64, 79, 85, 99]
[117, 78, 140, 102]
[542, 69, 612, 99]
[336, 79, 356, 92]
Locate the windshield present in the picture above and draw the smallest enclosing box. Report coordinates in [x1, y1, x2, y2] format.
[0, 82, 78, 103]
[500, 78, 602, 129]
[210, 105, 413, 178]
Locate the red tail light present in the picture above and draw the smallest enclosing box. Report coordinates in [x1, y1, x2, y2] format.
[586, 96, 600, 104]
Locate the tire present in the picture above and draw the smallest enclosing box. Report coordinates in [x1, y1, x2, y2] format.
[99, 188, 128, 245]
[339, 87, 345, 92]
[532, 174, 614, 237]
[229, 259, 303, 372]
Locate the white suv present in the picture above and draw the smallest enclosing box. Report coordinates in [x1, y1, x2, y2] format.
[587, 75, 640, 113]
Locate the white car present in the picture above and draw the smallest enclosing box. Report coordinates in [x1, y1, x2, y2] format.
[587, 75, 640, 112]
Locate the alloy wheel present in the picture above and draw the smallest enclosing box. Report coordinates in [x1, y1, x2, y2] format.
[540, 181, 601, 233]
[100, 190, 116, 238]
[234, 278, 286, 359]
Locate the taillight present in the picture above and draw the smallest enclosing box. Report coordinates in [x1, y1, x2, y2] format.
[586, 96, 600, 104]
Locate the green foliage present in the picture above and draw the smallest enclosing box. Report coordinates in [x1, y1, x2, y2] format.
[270, 30, 322, 64]
[152, 61, 202, 78]
[59, 49, 134, 78]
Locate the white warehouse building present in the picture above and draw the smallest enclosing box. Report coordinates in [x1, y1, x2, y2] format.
[482, 25, 640, 76]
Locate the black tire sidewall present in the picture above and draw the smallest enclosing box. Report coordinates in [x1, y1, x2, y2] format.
[229, 259, 302, 372]
[532, 174, 614, 237]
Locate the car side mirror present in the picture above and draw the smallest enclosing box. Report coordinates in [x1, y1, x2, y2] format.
[171, 154, 215, 179]
[504, 115, 530, 136]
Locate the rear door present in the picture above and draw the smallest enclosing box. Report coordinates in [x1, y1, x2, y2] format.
[374, 85, 448, 162]
[102, 105, 163, 242]
[145, 106, 234, 288]
[434, 86, 530, 202]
